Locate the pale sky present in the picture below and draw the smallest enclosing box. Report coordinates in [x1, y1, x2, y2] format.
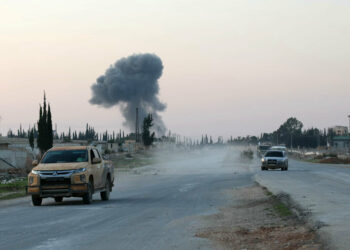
[1, 0, 350, 139]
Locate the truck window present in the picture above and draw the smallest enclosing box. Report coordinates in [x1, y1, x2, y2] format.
[265, 151, 283, 157]
[93, 149, 101, 159]
[90, 149, 95, 163]
[42, 150, 88, 163]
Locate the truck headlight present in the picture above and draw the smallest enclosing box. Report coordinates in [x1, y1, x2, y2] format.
[80, 174, 86, 182]
[261, 158, 265, 163]
[74, 168, 86, 173]
[31, 170, 39, 175]
[29, 176, 34, 185]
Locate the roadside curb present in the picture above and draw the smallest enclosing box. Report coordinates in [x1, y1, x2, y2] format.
[254, 175, 332, 249]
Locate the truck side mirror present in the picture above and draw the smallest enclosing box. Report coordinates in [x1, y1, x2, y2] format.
[92, 158, 101, 164]
[32, 160, 39, 167]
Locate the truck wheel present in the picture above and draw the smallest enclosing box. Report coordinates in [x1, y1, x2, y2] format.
[100, 178, 110, 201]
[54, 197, 63, 202]
[83, 180, 93, 204]
[32, 195, 42, 206]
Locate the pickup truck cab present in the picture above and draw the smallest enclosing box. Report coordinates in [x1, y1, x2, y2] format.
[257, 144, 271, 157]
[261, 150, 288, 171]
[27, 146, 114, 206]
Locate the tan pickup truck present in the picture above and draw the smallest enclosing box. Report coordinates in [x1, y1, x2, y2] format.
[27, 146, 114, 206]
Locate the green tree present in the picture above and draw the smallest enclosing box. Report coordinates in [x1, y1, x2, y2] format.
[142, 114, 155, 147]
[47, 104, 53, 149]
[37, 93, 53, 154]
[277, 117, 303, 147]
[279, 117, 303, 134]
[29, 128, 34, 150]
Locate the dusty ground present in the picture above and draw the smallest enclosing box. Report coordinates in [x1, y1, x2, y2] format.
[196, 185, 322, 250]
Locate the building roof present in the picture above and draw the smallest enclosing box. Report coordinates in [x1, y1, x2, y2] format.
[333, 136, 350, 141]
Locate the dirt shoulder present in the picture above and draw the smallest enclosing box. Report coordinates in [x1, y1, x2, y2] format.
[196, 185, 323, 250]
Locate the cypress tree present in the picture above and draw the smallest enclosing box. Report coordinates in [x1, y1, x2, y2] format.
[42, 93, 48, 150]
[37, 105, 43, 150]
[47, 104, 53, 149]
[37, 93, 53, 154]
[29, 128, 34, 150]
[142, 114, 155, 147]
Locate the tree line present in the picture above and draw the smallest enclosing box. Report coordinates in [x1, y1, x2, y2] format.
[230, 117, 330, 148]
[11, 93, 159, 153]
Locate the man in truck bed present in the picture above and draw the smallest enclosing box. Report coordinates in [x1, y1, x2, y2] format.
[27, 146, 114, 206]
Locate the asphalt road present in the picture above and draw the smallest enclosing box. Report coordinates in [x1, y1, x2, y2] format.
[1, 148, 349, 249]
[255, 157, 350, 249]
[0, 148, 256, 250]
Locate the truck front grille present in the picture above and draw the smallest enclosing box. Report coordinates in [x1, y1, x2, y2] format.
[267, 159, 277, 165]
[41, 177, 71, 186]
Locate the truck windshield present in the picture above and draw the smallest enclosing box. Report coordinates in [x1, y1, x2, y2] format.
[41, 150, 88, 163]
[265, 151, 283, 157]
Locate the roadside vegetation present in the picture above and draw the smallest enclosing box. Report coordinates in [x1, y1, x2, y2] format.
[263, 187, 293, 217]
[290, 152, 350, 165]
[196, 185, 321, 249]
[0, 178, 27, 200]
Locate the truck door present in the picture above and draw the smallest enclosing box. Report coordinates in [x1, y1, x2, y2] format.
[90, 149, 101, 188]
[92, 149, 103, 188]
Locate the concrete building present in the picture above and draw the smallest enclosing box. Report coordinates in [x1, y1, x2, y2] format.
[107, 142, 120, 152]
[332, 136, 350, 149]
[329, 126, 349, 136]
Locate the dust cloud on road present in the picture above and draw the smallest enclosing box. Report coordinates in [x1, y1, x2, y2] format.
[0, 146, 323, 250]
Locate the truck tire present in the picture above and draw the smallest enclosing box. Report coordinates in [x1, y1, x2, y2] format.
[54, 197, 63, 202]
[83, 180, 93, 204]
[100, 178, 110, 201]
[32, 195, 42, 206]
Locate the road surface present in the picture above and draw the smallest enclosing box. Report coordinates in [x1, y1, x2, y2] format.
[255, 157, 350, 249]
[1, 147, 349, 249]
[0, 148, 255, 250]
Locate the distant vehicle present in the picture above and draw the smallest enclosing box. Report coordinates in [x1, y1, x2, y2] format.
[270, 145, 287, 151]
[257, 144, 271, 157]
[27, 146, 114, 206]
[261, 150, 288, 171]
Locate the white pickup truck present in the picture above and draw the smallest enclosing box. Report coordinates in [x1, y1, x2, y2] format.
[261, 150, 288, 171]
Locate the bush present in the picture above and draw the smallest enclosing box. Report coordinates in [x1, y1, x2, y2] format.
[241, 149, 254, 160]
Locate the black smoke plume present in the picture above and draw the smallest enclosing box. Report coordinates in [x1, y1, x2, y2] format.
[89, 53, 166, 135]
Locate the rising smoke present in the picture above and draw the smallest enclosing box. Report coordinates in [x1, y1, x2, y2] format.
[89, 53, 166, 135]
